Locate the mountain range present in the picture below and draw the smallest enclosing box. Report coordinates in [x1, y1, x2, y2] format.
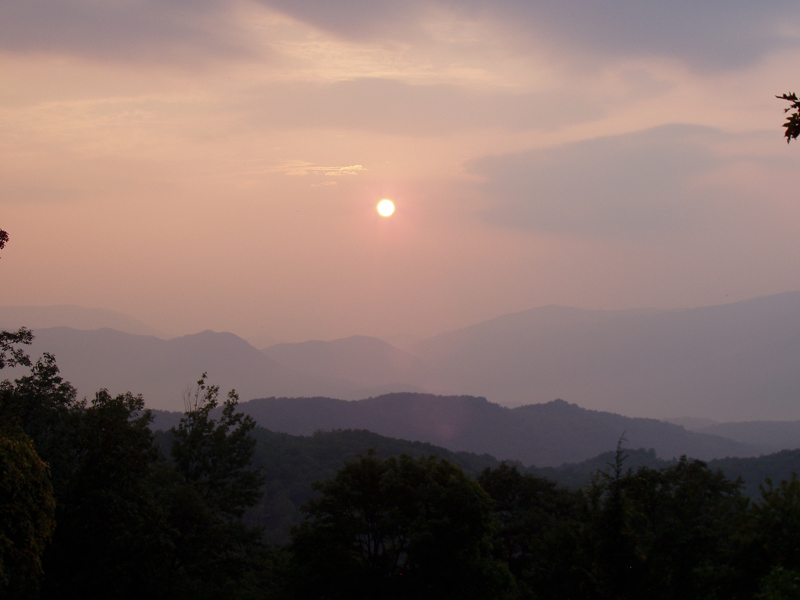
[408, 292, 800, 420]
[152, 393, 764, 467]
[0, 304, 166, 337]
[4, 291, 800, 422]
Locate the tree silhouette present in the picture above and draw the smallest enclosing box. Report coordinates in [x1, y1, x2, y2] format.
[778, 93, 800, 143]
[289, 452, 512, 600]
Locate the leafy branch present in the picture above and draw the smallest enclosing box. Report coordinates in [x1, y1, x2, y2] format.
[778, 93, 800, 143]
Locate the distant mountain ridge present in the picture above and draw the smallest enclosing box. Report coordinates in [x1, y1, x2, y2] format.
[410, 291, 800, 421]
[4, 327, 364, 411]
[696, 420, 800, 452]
[177, 393, 763, 467]
[0, 304, 165, 337]
[6, 291, 800, 422]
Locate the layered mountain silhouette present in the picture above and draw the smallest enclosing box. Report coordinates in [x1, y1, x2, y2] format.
[210, 393, 763, 467]
[0, 304, 166, 337]
[410, 291, 800, 421]
[687, 420, 800, 453]
[5, 291, 800, 421]
[5, 327, 362, 411]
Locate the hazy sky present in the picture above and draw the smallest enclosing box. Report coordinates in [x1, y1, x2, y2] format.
[3, 1, 800, 343]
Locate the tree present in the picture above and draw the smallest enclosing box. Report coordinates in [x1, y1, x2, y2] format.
[778, 93, 800, 143]
[0, 428, 56, 599]
[159, 375, 275, 600]
[740, 474, 800, 600]
[477, 462, 585, 600]
[289, 452, 513, 600]
[0, 353, 80, 491]
[0, 228, 32, 371]
[584, 453, 747, 600]
[0, 328, 33, 371]
[40, 390, 169, 600]
[170, 374, 265, 519]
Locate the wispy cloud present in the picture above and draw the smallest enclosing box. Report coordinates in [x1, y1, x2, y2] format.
[470, 124, 739, 237]
[271, 161, 367, 176]
[0, 0, 248, 65]
[4, 1, 798, 73]
[259, 0, 800, 72]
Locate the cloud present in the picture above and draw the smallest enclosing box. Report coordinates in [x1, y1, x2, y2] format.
[270, 161, 367, 176]
[0, 0, 247, 64]
[259, 0, 800, 71]
[242, 78, 611, 135]
[469, 124, 733, 237]
[4, 1, 796, 73]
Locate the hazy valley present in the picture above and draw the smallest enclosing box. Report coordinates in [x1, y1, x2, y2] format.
[5, 291, 800, 424]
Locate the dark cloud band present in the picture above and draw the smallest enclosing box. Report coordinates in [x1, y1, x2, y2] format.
[1, 1, 797, 71]
[471, 124, 735, 237]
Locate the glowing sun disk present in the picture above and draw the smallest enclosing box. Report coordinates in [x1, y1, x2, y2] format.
[377, 199, 395, 217]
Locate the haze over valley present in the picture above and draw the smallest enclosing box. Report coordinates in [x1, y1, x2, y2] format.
[5, 291, 800, 432]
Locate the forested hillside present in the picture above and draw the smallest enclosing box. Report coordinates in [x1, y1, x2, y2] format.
[5, 333, 800, 599]
[193, 393, 762, 466]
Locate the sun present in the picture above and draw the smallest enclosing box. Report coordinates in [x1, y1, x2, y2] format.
[377, 199, 395, 217]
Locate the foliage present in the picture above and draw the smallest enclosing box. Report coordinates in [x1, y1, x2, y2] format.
[289, 452, 513, 600]
[757, 566, 800, 600]
[584, 452, 747, 600]
[709, 451, 800, 499]
[734, 474, 800, 599]
[0, 327, 33, 371]
[478, 462, 586, 600]
[0, 353, 80, 490]
[751, 475, 800, 566]
[39, 389, 168, 600]
[156, 375, 276, 600]
[0, 428, 55, 599]
[236, 427, 510, 543]
[533, 447, 673, 491]
[170, 374, 266, 519]
[0, 228, 7, 258]
[10, 340, 800, 600]
[1, 359, 278, 599]
[778, 93, 800, 143]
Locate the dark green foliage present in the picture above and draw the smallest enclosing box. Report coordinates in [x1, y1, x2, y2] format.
[531, 448, 800, 501]
[151, 466, 280, 600]
[0, 428, 55, 599]
[478, 463, 585, 600]
[170, 374, 266, 519]
[11, 340, 800, 600]
[1, 356, 168, 599]
[709, 450, 800, 499]
[242, 427, 510, 543]
[1, 358, 277, 599]
[584, 453, 747, 600]
[751, 475, 800, 567]
[534, 447, 674, 490]
[778, 93, 800, 143]
[0, 327, 33, 370]
[40, 390, 167, 600]
[0, 353, 80, 491]
[159, 375, 275, 600]
[733, 474, 800, 599]
[758, 566, 800, 600]
[289, 452, 513, 600]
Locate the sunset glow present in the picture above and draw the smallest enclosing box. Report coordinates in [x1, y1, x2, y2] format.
[1, 2, 799, 347]
[377, 199, 395, 217]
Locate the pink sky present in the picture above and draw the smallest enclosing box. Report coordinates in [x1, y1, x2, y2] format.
[3, 1, 800, 343]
